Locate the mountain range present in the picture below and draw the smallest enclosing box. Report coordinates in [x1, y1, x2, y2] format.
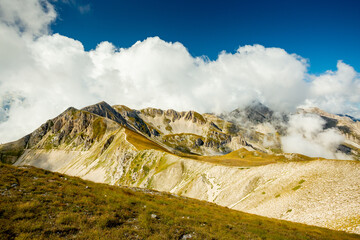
[1, 101, 359, 235]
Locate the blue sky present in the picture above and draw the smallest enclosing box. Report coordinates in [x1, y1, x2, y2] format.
[52, 0, 360, 74]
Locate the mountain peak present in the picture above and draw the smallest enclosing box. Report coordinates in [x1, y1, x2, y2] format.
[82, 101, 127, 126]
[82, 101, 112, 111]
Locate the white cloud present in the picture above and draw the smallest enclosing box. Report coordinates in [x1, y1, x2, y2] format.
[280, 113, 350, 160]
[0, 0, 359, 146]
[0, 0, 56, 36]
[303, 61, 360, 118]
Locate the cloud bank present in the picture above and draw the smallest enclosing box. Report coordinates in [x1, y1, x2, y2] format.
[0, 0, 359, 146]
[281, 113, 350, 160]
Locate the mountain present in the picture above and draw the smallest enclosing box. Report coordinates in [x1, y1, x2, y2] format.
[1, 101, 360, 235]
[303, 107, 360, 157]
[82, 101, 129, 127]
[2, 164, 359, 240]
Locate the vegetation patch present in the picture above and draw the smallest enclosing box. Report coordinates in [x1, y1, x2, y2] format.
[92, 118, 107, 141]
[193, 111, 206, 124]
[125, 129, 170, 152]
[299, 179, 306, 184]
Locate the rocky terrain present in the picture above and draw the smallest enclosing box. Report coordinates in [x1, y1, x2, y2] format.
[304, 107, 360, 157]
[1, 101, 360, 234]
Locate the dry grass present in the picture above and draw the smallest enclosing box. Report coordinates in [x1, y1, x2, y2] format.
[125, 126, 315, 168]
[194, 148, 278, 167]
[1, 163, 359, 240]
[125, 129, 170, 153]
[183, 148, 315, 167]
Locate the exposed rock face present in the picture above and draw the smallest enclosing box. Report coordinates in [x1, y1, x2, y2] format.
[82, 101, 128, 126]
[165, 109, 181, 121]
[0, 104, 122, 163]
[0, 135, 29, 164]
[304, 107, 360, 158]
[226, 101, 278, 124]
[195, 138, 204, 147]
[113, 105, 151, 137]
[137, 107, 252, 155]
[151, 129, 160, 137]
[243, 102, 274, 124]
[4, 102, 360, 162]
[321, 116, 339, 129]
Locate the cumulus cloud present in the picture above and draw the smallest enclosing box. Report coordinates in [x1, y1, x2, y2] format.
[303, 61, 360, 118]
[0, 0, 56, 36]
[0, 0, 359, 145]
[85, 40, 309, 114]
[281, 113, 350, 160]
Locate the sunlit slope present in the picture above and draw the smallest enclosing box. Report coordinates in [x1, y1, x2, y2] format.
[12, 142, 360, 234]
[189, 148, 314, 167]
[1, 164, 359, 240]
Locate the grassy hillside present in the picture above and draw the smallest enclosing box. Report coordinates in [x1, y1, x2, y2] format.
[180, 148, 314, 167]
[0, 164, 359, 240]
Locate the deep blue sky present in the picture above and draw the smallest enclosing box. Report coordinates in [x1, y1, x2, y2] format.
[51, 0, 360, 74]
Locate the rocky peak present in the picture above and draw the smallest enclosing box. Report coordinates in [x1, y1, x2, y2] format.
[140, 108, 164, 118]
[164, 109, 181, 121]
[113, 105, 151, 137]
[229, 101, 274, 124]
[183, 111, 207, 124]
[81, 101, 128, 126]
[0, 107, 122, 163]
[140, 108, 207, 125]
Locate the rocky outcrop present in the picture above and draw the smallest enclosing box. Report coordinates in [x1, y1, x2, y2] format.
[226, 101, 275, 124]
[304, 107, 360, 158]
[0, 106, 123, 162]
[0, 135, 30, 164]
[113, 105, 152, 137]
[82, 101, 128, 126]
[137, 107, 252, 155]
[195, 138, 204, 147]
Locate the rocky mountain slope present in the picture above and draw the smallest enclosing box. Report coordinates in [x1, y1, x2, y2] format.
[304, 107, 360, 158]
[1, 101, 360, 234]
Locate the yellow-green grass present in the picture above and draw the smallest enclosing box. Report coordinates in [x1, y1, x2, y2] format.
[1, 164, 359, 240]
[124, 126, 314, 168]
[124, 128, 170, 153]
[185, 148, 314, 167]
[195, 148, 278, 167]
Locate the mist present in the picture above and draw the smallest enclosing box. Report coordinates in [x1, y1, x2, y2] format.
[281, 113, 351, 160]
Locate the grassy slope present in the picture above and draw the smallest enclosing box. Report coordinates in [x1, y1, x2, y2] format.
[1, 164, 359, 240]
[124, 125, 315, 168]
[124, 129, 310, 168]
[125, 129, 171, 153]
[178, 148, 314, 167]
